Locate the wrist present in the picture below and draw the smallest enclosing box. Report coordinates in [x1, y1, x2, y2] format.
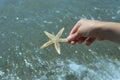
[91, 21, 108, 40]
[96, 21, 120, 41]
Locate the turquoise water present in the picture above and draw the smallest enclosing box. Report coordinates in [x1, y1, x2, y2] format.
[0, 0, 120, 80]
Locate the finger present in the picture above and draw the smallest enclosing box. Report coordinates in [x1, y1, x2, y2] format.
[67, 31, 80, 42]
[70, 21, 81, 34]
[70, 41, 77, 45]
[78, 37, 87, 43]
[85, 37, 96, 46]
[67, 37, 77, 44]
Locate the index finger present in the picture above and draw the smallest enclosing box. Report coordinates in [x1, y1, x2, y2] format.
[70, 21, 81, 35]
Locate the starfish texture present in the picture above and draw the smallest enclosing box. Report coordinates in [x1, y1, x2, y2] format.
[40, 28, 67, 54]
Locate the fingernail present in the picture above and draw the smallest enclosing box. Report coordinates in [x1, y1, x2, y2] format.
[71, 41, 76, 45]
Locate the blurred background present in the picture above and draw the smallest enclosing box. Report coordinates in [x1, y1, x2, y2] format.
[0, 0, 120, 80]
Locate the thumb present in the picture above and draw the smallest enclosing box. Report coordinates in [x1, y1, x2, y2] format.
[67, 32, 80, 42]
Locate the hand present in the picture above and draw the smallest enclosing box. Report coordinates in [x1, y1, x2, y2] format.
[67, 19, 104, 45]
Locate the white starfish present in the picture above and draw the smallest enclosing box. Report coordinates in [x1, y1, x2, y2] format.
[40, 28, 67, 54]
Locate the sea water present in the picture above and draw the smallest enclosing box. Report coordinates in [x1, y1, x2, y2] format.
[0, 0, 120, 80]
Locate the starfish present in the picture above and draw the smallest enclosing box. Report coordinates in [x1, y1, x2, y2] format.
[40, 28, 68, 54]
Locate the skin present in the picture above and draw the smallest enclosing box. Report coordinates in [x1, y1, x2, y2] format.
[67, 19, 120, 45]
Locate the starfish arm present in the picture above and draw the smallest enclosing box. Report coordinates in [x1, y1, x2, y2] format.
[56, 28, 64, 38]
[40, 40, 53, 49]
[44, 31, 55, 40]
[59, 38, 68, 42]
[54, 42, 61, 54]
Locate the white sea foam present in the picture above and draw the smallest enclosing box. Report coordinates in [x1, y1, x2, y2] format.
[118, 46, 120, 50]
[56, 10, 60, 13]
[0, 71, 4, 76]
[117, 10, 120, 14]
[74, 50, 78, 54]
[16, 17, 19, 20]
